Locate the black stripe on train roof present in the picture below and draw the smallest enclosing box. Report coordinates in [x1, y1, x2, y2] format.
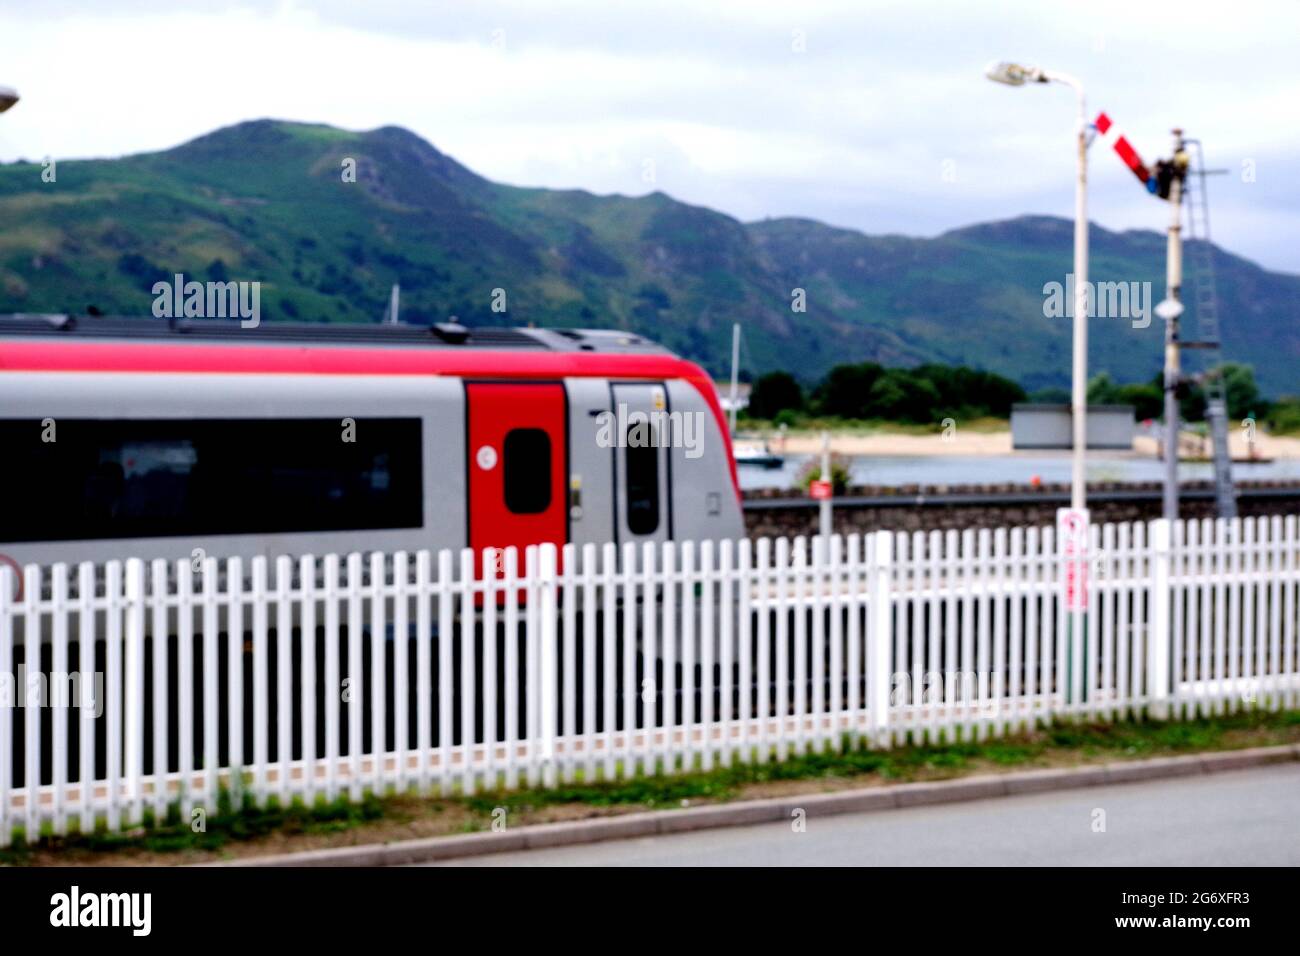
[0, 314, 553, 349]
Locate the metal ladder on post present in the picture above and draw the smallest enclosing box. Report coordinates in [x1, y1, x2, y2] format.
[1181, 139, 1237, 520]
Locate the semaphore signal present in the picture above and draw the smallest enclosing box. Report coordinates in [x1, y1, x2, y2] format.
[1094, 111, 1152, 190]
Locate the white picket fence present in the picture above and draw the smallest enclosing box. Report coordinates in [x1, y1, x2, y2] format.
[2, 514, 1298, 843]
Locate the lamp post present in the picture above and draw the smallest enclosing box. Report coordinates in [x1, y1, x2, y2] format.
[986, 61, 1089, 513]
[987, 62, 1091, 708]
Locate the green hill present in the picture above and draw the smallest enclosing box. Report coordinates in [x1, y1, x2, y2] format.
[2, 119, 1296, 394]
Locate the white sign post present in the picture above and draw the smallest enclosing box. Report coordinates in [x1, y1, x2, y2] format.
[1057, 507, 1089, 708]
[817, 431, 832, 545]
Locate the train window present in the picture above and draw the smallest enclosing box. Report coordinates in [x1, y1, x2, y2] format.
[625, 427, 660, 535]
[0, 418, 423, 543]
[503, 428, 552, 514]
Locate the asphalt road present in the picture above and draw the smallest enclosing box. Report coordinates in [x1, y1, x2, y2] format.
[428, 764, 1300, 866]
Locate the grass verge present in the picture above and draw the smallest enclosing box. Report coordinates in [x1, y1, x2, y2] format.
[4, 708, 1298, 866]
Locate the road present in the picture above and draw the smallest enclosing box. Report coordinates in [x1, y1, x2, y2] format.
[427, 764, 1300, 866]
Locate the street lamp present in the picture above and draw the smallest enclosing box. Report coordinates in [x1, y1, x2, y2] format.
[988, 61, 1092, 709]
[986, 61, 1089, 514]
[0, 86, 19, 113]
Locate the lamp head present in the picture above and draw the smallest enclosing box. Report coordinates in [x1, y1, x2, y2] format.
[984, 61, 1045, 86]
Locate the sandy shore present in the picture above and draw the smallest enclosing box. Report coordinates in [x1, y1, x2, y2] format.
[748, 428, 1300, 459]
[764, 430, 1012, 457]
[1133, 432, 1300, 461]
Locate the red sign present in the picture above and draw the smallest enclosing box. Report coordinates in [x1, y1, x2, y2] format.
[810, 479, 832, 500]
[1057, 508, 1089, 611]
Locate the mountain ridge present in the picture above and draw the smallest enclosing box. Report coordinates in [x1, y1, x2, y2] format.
[1, 119, 1295, 394]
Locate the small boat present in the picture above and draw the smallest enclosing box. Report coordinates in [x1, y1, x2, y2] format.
[733, 441, 785, 469]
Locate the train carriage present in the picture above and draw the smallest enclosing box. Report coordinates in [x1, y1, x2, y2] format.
[0, 315, 744, 572]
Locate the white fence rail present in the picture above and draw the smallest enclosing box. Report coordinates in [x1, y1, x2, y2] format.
[2, 514, 1298, 843]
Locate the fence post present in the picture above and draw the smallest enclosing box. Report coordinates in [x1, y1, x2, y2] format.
[538, 542, 559, 787]
[124, 558, 145, 824]
[1148, 519, 1172, 719]
[819, 431, 833, 543]
[869, 530, 893, 748]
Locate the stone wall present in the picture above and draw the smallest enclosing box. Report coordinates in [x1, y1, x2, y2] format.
[742, 480, 1300, 539]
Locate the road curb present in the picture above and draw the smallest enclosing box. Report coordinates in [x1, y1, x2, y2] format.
[213, 744, 1299, 867]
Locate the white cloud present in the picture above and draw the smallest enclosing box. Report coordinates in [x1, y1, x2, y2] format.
[0, 0, 1297, 270]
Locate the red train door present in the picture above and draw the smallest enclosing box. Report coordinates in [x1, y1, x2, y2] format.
[465, 382, 568, 565]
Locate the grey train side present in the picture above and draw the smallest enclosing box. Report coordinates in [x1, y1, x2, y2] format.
[0, 370, 745, 569]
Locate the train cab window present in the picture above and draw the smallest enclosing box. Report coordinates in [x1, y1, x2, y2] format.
[625, 428, 660, 536]
[0, 418, 423, 543]
[502, 428, 552, 514]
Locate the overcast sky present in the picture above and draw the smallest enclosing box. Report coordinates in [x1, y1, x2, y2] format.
[3, 0, 1296, 271]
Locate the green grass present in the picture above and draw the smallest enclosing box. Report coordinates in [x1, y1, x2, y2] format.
[470, 708, 1300, 816]
[3, 708, 1296, 864]
[0, 785, 387, 863]
[1263, 397, 1300, 436]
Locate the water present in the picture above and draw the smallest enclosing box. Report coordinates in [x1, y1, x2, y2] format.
[737, 453, 1300, 491]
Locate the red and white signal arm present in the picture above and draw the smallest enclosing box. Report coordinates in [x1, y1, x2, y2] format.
[1095, 112, 1153, 191]
[1057, 507, 1090, 612]
[810, 479, 833, 500]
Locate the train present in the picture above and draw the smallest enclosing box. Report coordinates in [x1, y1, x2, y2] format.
[0, 314, 745, 574]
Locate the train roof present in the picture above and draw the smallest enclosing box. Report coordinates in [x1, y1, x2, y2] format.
[0, 313, 675, 356]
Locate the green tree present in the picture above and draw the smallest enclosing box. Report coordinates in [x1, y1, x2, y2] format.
[864, 369, 940, 423]
[1264, 396, 1300, 435]
[912, 364, 1025, 417]
[1221, 363, 1262, 421]
[1179, 380, 1208, 423]
[748, 371, 804, 419]
[1116, 382, 1163, 421]
[796, 453, 852, 495]
[1087, 372, 1166, 421]
[813, 362, 883, 418]
[1087, 372, 1121, 405]
[970, 368, 1027, 417]
[1028, 387, 1071, 404]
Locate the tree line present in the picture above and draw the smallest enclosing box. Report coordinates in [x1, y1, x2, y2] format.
[744, 362, 1026, 424]
[744, 359, 1298, 431]
[1081, 364, 1266, 424]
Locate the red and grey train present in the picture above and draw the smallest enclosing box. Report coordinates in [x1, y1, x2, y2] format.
[0, 315, 745, 571]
